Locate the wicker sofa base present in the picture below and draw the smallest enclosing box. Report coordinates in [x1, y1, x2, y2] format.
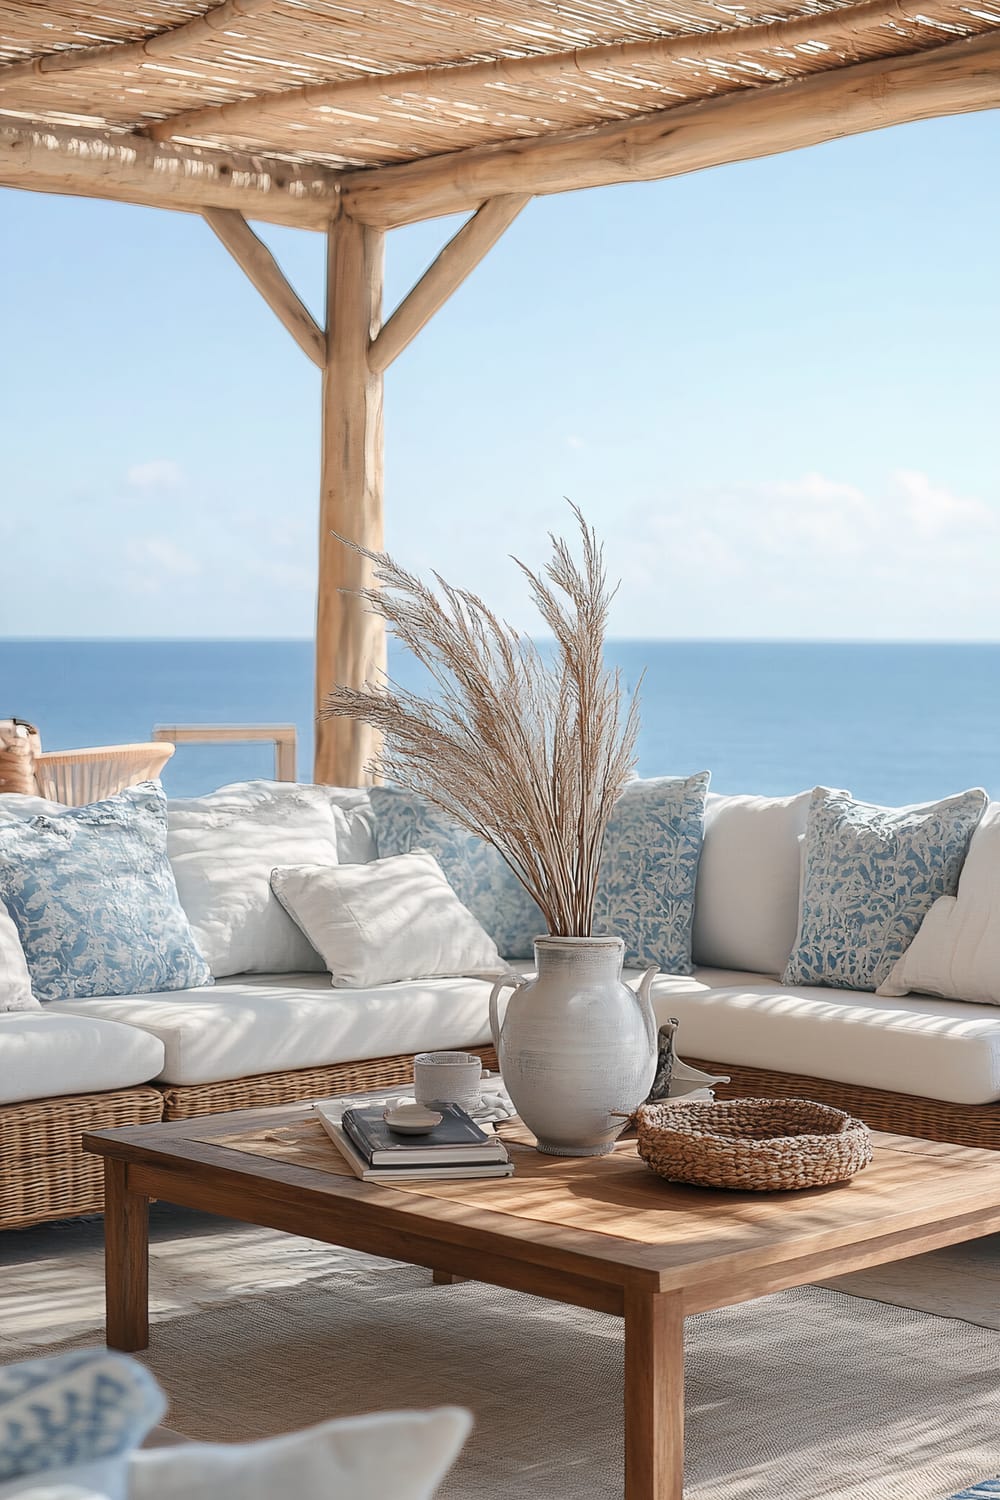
[692, 1057, 1000, 1150]
[0, 1085, 163, 1231]
[159, 1044, 500, 1119]
[7, 1048, 997, 1232]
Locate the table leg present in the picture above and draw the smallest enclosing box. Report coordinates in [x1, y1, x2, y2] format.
[624, 1287, 684, 1500]
[104, 1158, 149, 1352]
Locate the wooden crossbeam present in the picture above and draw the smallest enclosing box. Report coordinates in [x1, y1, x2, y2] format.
[0, 120, 342, 230]
[203, 208, 325, 365]
[369, 194, 529, 373]
[142, 0, 964, 147]
[0, 0, 277, 84]
[339, 27, 1000, 228]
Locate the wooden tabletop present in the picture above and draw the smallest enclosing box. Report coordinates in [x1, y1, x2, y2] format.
[85, 1102, 1000, 1314]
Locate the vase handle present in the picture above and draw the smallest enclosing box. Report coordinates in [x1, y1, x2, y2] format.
[489, 972, 524, 1053]
[636, 965, 660, 1054]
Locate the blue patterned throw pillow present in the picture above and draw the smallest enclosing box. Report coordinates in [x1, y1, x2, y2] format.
[783, 786, 987, 992]
[0, 781, 212, 1002]
[0, 1348, 165, 1499]
[593, 772, 711, 973]
[369, 786, 544, 959]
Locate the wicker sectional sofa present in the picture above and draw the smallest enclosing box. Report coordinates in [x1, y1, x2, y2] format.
[3, 781, 1000, 1231]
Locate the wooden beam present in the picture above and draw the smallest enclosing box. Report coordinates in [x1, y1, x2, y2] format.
[0, 120, 342, 230]
[339, 28, 1000, 228]
[141, 0, 965, 148]
[369, 194, 529, 373]
[203, 208, 325, 365]
[314, 212, 386, 787]
[0, 0, 278, 85]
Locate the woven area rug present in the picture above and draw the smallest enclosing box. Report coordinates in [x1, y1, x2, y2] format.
[5, 1228, 1000, 1500]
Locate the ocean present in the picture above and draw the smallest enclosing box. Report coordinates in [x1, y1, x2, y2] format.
[2, 638, 998, 805]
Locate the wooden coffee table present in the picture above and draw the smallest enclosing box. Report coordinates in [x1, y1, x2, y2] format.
[85, 1106, 1000, 1500]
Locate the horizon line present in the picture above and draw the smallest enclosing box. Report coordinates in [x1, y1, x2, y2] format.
[3, 635, 1000, 648]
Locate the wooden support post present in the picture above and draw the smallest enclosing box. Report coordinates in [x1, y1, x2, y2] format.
[104, 1159, 150, 1353]
[624, 1288, 684, 1500]
[314, 211, 386, 787]
[368, 194, 529, 373]
[203, 208, 326, 366]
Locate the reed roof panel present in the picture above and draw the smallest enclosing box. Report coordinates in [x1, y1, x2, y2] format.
[1, 0, 998, 174]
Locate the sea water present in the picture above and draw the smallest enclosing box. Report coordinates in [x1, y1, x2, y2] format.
[2, 638, 997, 804]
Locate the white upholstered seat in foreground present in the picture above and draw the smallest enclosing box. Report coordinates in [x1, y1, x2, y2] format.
[650, 980, 1000, 1107]
[0, 1012, 164, 1105]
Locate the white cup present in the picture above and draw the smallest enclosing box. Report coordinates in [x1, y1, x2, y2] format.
[413, 1051, 483, 1112]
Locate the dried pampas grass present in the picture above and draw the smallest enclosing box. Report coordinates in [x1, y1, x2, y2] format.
[323, 506, 640, 937]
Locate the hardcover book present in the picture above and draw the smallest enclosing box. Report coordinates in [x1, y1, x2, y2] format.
[314, 1107, 514, 1182]
[341, 1103, 507, 1167]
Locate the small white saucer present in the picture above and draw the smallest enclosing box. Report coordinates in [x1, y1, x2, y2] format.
[383, 1105, 443, 1135]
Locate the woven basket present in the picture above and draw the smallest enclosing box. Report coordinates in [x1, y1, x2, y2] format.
[635, 1097, 873, 1191]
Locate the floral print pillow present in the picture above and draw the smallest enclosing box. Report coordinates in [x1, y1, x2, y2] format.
[0, 781, 211, 1001]
[783, 786, 987, 992]
[593, 772, 711, 973]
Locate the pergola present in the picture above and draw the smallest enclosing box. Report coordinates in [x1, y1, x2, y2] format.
[2, 0, 998, 785]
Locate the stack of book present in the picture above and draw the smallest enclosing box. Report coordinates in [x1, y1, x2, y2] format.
[315, 1101, 514, 1181]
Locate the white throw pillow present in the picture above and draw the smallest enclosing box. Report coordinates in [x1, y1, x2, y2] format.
[0, 902, 39, 1011]
[167, 782, 341, 977]
[879, 802, 1000, 1003]
[129, 1407, 472, 1500]
[692, 791, 813, 975]
[270, 851, 504, 988]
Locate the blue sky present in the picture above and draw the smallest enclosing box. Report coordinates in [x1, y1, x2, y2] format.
[2, 109, 999, 641]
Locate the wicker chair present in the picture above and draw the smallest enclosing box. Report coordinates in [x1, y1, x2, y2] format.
[31, 742, 174, 805]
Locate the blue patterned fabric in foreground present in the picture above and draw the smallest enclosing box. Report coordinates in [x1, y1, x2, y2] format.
[0, 1348, 165, 1499]
[0, 781, 211, 1001]
[783, 785, 987, 992]
[593, 771, 711, 973]
[950, 1482, 1000, 1497]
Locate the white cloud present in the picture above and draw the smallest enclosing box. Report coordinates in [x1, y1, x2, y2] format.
[608, 469, 1000, 637]
[251, 559, 314, 592]
[890, 469, 996, 539]
[126, 459, 184, 490]
[125, 536, 201, 593]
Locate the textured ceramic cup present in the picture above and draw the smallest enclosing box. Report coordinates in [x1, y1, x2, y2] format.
[414, 1051, 483, 1111]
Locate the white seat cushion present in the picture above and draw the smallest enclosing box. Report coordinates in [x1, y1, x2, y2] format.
[50, 968, 756, 1088]
[53, 973, 496, 1087]
[650, 976, 1000, 1106]
[0, 1012, 165, 1105]
[48, 964, 1000, 1108]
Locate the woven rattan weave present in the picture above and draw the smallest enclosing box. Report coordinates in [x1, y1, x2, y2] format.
[0, 1085, 162, 1230]
[692, 1057, 1000, 1149]
[636, 1097, 873, 1190]
[160, 1045, 499, 1119]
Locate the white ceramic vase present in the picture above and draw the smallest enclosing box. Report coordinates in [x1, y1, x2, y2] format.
[489, 935, 659, 1157]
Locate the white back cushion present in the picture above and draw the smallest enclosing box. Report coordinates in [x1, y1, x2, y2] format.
[692, 791, 812, 976]
[880, 801, 1000, 1003]
[167, 782, 340, 977]
[318, 785, 378, 864]
[0, 904, 38, 1011]
[129, 1407, 472, 1500]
